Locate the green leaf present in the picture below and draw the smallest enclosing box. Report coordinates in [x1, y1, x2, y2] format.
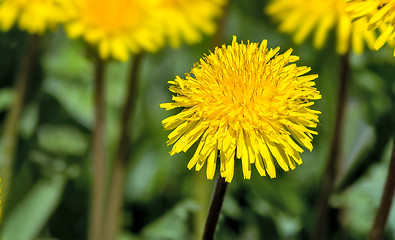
[42, 34, 95, 127]
[37, 124, 89, 156]
[330, 139, 394, 237]
[0, 175, 66, 240]
[248, 178, 304, 238]
[222, 195, 243, 219]
[43, 77, 93, 127]
[0, 88, 13, 113]
[117, 231, 142, 240]
[141, 199, 199, 240]
[336, 99, 376, 191]
[19, 102, 39, 139]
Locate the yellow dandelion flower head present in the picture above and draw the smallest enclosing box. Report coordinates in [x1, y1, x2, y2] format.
[156, 0, 227, 48]
[347, 0, 395, 56]
[160, 36, 321, 183]
[266, 0, 377, 54]
[0, 0, 68, 34]
[65, 0, 164, 61]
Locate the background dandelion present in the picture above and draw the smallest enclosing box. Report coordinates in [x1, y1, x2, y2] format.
[0, 0, 68, 34]
[347, 0, 395, 56]
[266, 0, 376, 54]
[65, 0, 164, 61]
[156, 0, 227, 47]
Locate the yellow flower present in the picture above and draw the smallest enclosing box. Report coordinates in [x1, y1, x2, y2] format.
[161, 36, 321, 182]
[65, 0, 164, 61]
[0, 0, 68, 34]
[347, 0, 395, 56]
[156, 0, 227, 48]
[266, 0, 376, 54]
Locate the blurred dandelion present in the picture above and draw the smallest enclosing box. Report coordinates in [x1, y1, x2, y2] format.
[266, 0, 376, 54]
[347, 0, 395, 56]
[65, 0, 164, 61]
[0, 0, 68, 34]
[161, 36, 321, 183]
[156, 0, 227, 48]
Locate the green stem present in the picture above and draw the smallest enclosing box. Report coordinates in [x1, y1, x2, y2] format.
[368, 141, 395, 240]
[88, 56, 107, 240]
[210, 2, 229, 50]
[202, 175, 228, 240]
[103, 53, 143, 240]
[0, 34, 40, 221]
[312, 52, 349, 240]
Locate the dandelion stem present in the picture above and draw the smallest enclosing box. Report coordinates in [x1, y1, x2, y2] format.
[312, 52, 349, 240]
[88, 56, 107, 240]
[202, 175, 228, 240]
[0, 34, 40, 220]
[368, 141, 395, 240]
[103, 53, 143, 240]
[210, 2, 229, 50]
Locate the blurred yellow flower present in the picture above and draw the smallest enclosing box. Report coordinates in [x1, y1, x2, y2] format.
[0, 0, 68, 34]
[65, 0, 164, 61]
[347, 0, 395, 56]
[161, 36, 321, 182]
[266, 0, 376, 54]
[156, 0, 227, 48]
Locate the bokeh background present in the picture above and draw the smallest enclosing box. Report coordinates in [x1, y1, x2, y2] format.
[1, 0, 395, 239]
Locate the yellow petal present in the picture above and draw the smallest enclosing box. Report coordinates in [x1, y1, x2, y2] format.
[206, 148, 217, 180]
[255, 153, 266, 177]
[374, 25, 394, 50]
[337, 14, 352, 54]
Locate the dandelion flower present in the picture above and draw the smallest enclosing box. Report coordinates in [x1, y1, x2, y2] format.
[65, 0, 164, 61]
[0, 0, 68, 34]
[160, 36, 321, 182]
[156, 0, 227, 48]
[266, 0, 376, 54]
[347, 0, 395, 56]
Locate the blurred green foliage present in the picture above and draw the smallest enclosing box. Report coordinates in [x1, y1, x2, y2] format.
[1, 0, 395, 239]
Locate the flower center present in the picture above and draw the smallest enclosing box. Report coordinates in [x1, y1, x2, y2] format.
[83, 0, 143, 33]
